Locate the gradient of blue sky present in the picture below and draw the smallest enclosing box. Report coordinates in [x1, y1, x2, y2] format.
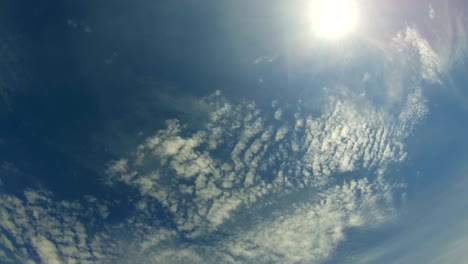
[0, 0, 468, 263]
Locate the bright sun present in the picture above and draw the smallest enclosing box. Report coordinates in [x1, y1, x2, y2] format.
[311, 0, 359, 40]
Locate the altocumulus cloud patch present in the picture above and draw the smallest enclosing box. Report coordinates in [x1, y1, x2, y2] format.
[0, 190, 113, 263]
[105, 85, 426, 237]
[103, 81, 426, 262]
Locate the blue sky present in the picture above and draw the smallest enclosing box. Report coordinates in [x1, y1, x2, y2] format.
[1, 0, 468, 263]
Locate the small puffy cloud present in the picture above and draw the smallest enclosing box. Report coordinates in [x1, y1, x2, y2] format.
[274, 108, 282, 120]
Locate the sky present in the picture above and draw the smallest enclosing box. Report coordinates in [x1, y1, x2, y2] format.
[1, 0, 468, 263]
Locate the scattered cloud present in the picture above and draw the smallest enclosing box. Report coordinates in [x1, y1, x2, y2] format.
[0, 190, 112, 263]
[0, 18, 445, 264]
[105, 81, 428, 254]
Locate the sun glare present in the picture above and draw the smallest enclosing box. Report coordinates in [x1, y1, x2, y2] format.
[311, 0, 359, 40]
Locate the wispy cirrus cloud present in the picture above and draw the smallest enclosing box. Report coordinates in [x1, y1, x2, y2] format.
[339, 156, 468, 264]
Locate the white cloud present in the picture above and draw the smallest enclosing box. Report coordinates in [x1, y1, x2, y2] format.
[105, 80, 428, 241]
[275, 125, 289, 141]
[274, 108, 283, 120]
[392, 26, 442, 84]
[0, 190, 112, 263]
[31, 235, 61, 264]
[429, 4, 435, 20]
[221, 175, 398, 263]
